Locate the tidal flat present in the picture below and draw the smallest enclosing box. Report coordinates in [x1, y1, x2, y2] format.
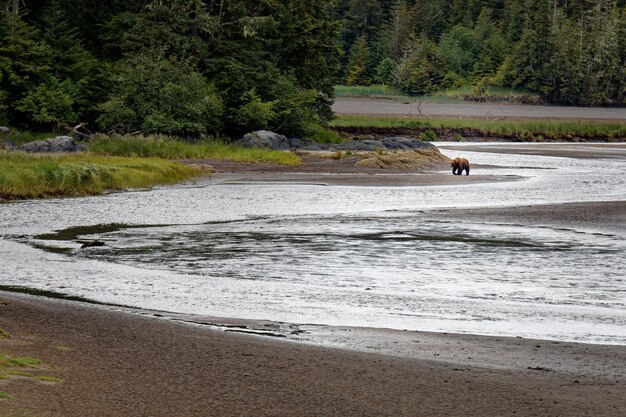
[1, 142, 625, 344]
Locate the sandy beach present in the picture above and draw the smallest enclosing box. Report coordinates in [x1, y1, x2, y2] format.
[1, 289, 625, 417]
[2, 143, 625, 416]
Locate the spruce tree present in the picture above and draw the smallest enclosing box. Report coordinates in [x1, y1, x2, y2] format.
[346, 35, 373, 85]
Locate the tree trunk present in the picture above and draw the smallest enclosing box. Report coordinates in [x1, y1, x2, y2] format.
[12, 0, 19, 14]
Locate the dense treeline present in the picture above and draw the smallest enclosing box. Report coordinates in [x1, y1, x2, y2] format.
[0, 0, 340, 136]
[338, 0, 626, 106]
[1, 1, 624, 138]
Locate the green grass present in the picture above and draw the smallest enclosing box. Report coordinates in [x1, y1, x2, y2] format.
[330, 115, 626, 140]
[334, 85, 543, 104]
[87, 136, 302, 165]
[5, 370, 64, 383]
[305, 125, 345, 144]
[335, 85, 415, 102]
[0, 353, 65, 397]
[0, 391, 16, 400]
[430, 86, 543, 104]
[0, 151, 203, 200]
[0, 355, 41, 369]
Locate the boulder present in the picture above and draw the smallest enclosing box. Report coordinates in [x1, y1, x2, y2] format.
[287, 137, 317, 149]
[0, 126, 10, 134]
[380, 137, 435, 150]
[239, 130, 291, 150]
[16, 136, 86, 153]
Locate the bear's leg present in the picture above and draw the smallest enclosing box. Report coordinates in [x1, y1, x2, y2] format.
[452, 167, 457, 175]
[465, 166, 470, 175]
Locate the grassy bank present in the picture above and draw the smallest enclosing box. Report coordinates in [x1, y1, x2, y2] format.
[330, 115, 626, 141]
[0, 152, 203, 200]
[87, 136, 302, 165]
[334, 85, 542, 104]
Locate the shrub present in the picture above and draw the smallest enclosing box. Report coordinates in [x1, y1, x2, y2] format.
[419, 130, 438, 141]
[98, 54, 223, 136]
[15, 78, 77, 126]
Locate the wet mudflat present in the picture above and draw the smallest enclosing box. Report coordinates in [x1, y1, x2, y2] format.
[1, 143, 625, 345]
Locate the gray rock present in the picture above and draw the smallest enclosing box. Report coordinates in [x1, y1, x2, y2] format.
[335, 139, 385, 151]
[287, 137, 316, 149]
[16, 136, 86, 153]
[300, 143, 330, 151]
[331, 137, 436, 152]
[3, 140, 16, 150]
[0, 126, 10, 134]
[381, 137, 436, 150]
[239, 130, 291, 150]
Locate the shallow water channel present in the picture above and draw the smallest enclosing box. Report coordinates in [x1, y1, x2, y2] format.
[1, 143, 625, 344]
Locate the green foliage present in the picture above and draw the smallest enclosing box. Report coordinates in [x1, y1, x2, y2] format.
[234, 90, 275, 132]
[0, 1, 341, 136]
[346, 35, 373, 86]
[343, 0, 384, 46]
[418, 130, 438, 142]
[438, 25, 479, 78]
[397, 38, 447, 96]
[98, 54, 223, 136]
[334, 0, 625, 106]
[375, 58, 397, 85]
[15, 78, 76, 125]
[306, 125, 344, 144]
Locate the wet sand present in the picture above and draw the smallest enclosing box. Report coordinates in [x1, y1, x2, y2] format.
[438, 142, 626, 159]
[1, 291, 625, 417]
[188, 152, 519, 187]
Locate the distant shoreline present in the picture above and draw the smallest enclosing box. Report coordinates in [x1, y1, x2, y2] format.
[333, 97, 626, 121]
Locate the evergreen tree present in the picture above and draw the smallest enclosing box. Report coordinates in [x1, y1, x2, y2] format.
[344, 0, 384, 44]
[541, 9, 583, 104]
[376, 0, 417, 62]
[502, 0, 525, 44]
[346, 35, 373, 85]
[397, 37, 447, 95]
[504, 0, 552, 91]
[38, 0, 110, 123]
[0, 10, 52, 127]
[375, 58, 397, 84]
[416, 0, 451, 40]
[439, 25, 480, 78]
[471, 8, 508, 82]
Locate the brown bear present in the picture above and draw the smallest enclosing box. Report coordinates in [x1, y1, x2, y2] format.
[450, 157, 470, 175]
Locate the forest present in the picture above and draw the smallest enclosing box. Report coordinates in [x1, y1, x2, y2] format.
[338, 0, 626, 106]
[0, 0, 625, 138]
